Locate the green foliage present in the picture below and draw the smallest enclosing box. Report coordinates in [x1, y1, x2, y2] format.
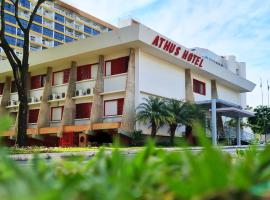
[0, 116, 270, 199]
[248, 106, 270, 139]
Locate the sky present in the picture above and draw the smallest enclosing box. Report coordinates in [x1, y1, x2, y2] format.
[64, 0, 270, 107]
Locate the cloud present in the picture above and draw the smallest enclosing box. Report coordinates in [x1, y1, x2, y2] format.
[63, 0, 270, 107]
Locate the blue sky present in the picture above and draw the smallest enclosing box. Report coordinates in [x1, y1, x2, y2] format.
[64, 0, 270, 107]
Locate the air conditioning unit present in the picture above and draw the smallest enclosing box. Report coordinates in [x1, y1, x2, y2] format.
[86, 88, 92, 95]
[8, 100, 17, 107]
[49, 94, 53, 101]
[62, 93, 66, 99]
[75, 90, 83, 97]
[29, 97, 39, 103]
[82, 90, 87, 96]
[56, 94, 61, 99]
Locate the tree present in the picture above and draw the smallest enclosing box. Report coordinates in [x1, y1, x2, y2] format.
[136, 97, 172, 138]
[248, 106, 270, 143]
[166, 99, 204, 145]
[0, 0, 52, 147]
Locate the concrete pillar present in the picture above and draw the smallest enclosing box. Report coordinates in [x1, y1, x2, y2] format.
[211, 99, 217, 145]
[236, 117, 241, 146]
[211, 80, 218, 99]
[0, 76, 11, 114]
[58, 62, 77, 137]
[90, 55, 105, 124]
[37, 67, 53, 129]
[119, 48, 136, 135]
[185, 69, 194, 102]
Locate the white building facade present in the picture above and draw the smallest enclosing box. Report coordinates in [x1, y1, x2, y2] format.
[0, 23, 256, 146]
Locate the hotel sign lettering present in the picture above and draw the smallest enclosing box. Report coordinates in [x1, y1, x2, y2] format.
[151, 35, 204, 68]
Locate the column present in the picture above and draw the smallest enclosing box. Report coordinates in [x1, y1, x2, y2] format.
[0, 76, 11, 114]
[119, 48, 136, 135]
[90, 55, 105, 124]
[236, 117, 241, 146]
[185, 69, 194, 102]
[211, 98, 217, 145]
[37, 67, 53, 129]
[57, 61, 77, 137]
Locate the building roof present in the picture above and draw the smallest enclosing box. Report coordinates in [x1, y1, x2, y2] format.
[0, 23, 256, 93]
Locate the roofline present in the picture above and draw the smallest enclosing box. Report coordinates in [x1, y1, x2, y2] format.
[56, 0, 117, 30]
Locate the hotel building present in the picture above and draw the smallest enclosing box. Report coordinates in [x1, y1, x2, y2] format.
[0, 0, 115, 59]
[0, 21, 256, 147]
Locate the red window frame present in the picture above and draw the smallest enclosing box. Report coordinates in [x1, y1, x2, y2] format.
[193, 79, 206, 96]
[0, 83, 4, 95]
[31, 75, 46, 90]
[11, 81, 17, 93]
[105, 56, 129, 76]
[104, 98, 125, 117]
[77, 64, 92, 81]
[28, 109, 39, 124]
[51, 106, 64, 121]
[76, 103, 92, 119]
[52, 69, 70, 85]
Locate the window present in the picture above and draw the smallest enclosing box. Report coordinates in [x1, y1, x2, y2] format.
[77, 65, 91, 81]
[84, 26, 93, 34]
[28, 109, 39, 124]
[19, 19, 28, 29]
[33, 15, 42, 24]
[0, 83, 4, 95]
[76, 103, 92, 119]
[54, 32, 64, 41]
[104, 98, 124, 116]
[20, 0, 30, 9]
[31, 24, 42, 33]
[65, 36, 74, 43]
[55, 13, 65, 23]
[5, 24, 16, 34]
[55, 23, 64, 32]
[54, 41, 63, 46]
[17, 39, 24, 48]
[11, 81, 17, 93]
[5, 36, 16, 46]
[17, 28, 24, 37]
[43, 28, 53, 37]
[5, 13, 16, 24]
[105, 57, 129, 76]
[193, 79, 206, 95]
[53, 69, 70, 85]
[51, 107, 63, 121]
[31, 75, 46, 90]
[4, 3, 15, 12]
[92, 29, 100, 35]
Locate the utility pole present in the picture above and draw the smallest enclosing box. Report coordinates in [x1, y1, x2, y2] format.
[260, 78, 264, 106]
[267, 80, 270, 107]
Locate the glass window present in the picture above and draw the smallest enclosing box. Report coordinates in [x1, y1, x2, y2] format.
[19, 19, 28, 29]
[5, 24, 16, 34]
[4, 3, 15, 12]
[65, 36, 74, 43]
[5, 13, 16, 24]
[92, 29, 100, 35]
[28, 109, 39, 124]
[54, 41, 63, 46]
[31, 24, 42, 33]
[17, 39, 24, 48]
[55, 22, 64, 32]
[55, 13, 64, 23]
[43, 28, 53, 37]
[54, 32, 64, 41]
[193, 79, 206, 95]
[20, 0, 30, 9]
[5, 36, 16, 46]
[76, 103, 92, 119]
[84, 26, 93, 34]
[33, 15, 42, 24]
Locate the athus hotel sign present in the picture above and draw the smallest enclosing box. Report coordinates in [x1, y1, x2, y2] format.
[151, 35, 204, 68]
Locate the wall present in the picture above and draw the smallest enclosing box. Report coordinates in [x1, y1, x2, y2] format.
[191, 72, 211, 101]
[217, 83, 241, 105]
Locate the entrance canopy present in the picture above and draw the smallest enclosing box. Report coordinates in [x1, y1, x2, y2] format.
[196, 99, 255, 146]
[196, 99, 254, 118]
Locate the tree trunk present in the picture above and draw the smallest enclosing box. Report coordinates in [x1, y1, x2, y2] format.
[151, 122, 157, 138]
[16, 76, 28, 147]
[169, 124, 177, 146]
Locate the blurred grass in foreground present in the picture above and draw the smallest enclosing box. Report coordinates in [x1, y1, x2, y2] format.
[0, 118, 270, 200]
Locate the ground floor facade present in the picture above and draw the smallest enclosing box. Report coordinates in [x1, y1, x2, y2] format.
[0, 23, 256, 146]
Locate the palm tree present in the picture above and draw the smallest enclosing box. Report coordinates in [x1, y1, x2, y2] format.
[166, 99, 204, 145]
[136, 97, 172, 138]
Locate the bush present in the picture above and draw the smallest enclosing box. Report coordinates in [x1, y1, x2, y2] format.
[0, 117, 270, 199]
